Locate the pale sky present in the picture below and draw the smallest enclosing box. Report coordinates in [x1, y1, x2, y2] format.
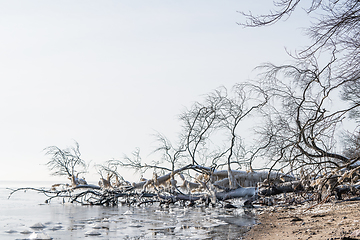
[0, 1, 309, 183]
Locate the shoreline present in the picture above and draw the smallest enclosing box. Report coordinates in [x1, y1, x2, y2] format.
[244, 199, 360, 240]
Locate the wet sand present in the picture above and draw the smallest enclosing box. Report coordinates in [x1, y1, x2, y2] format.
[244, 200, 360, 240]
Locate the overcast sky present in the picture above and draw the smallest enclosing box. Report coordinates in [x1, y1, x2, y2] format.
[0, 1, 309, 183]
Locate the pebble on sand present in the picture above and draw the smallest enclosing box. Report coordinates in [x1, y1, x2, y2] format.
[351, 229, 360, 237]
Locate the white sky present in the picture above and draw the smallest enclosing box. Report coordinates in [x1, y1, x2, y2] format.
[0, 1, 309, 183]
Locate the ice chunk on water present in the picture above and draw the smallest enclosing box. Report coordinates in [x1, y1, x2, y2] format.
[85, 230, 102, 236]
[30, 222, 46, 229]
[48, 225, 62, 231]
[91, 223, 102, 229]
[27, 232, 52, 240]
[123, 210, 133, 215]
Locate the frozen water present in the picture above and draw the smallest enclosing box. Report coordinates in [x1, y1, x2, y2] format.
[27, 232, 52, 240]
[30, 223, 46, 229]
[0, 181, 256, 239]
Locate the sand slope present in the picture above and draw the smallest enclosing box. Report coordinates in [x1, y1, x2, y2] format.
[245, 200, 360, 240]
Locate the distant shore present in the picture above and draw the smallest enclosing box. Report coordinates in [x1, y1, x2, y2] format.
[244, 200, 360, 240]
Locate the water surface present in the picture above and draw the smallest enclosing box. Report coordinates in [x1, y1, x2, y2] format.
[0, 181, 255, 239]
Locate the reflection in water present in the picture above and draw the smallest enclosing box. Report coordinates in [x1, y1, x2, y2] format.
[0, 187, 255, 239]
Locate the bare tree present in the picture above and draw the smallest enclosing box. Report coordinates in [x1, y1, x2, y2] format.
[106, 147, 176, 181]
[239, 0, 360, 192]
[95, 161, 128, 189]
[179, 97, 221, 166]
[179, 84, 269, 188]
[255, 59, 357, 175]
[151, 132, 185, 179]
[44, 141, 88, 186]
[239, 0, 360, 89]
[342, 129, 360, 161]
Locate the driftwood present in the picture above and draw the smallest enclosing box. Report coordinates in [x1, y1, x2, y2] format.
[258, 181, 303, 196]
[211, 170, 295, 187]
[15, 162, 360, 209]
[8, 164, 301, 208]
[216, 187, 257, 200]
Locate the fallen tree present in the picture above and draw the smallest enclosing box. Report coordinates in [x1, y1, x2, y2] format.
[8, 162, 299, 208]
[9, 151, 360, 209]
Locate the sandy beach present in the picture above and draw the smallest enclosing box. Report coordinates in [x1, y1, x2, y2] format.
[244, 199, 360, 240]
